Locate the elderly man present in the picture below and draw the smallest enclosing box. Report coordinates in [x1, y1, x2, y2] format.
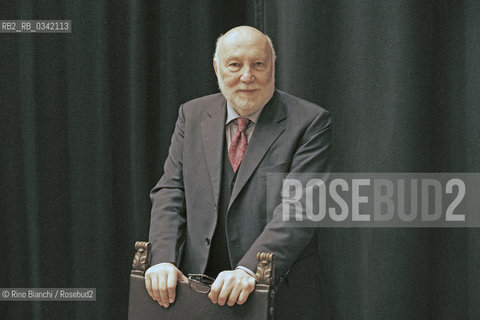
[146, 26, 330, 319]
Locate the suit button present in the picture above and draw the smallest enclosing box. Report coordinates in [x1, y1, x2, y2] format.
[205, 238, 211, 246]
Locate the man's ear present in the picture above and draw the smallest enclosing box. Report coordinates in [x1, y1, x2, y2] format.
[213, 59, 218, 77]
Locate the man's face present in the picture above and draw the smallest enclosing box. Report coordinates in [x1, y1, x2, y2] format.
[214, 29, 275, 116]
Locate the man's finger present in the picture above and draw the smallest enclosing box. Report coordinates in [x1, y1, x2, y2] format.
[226, 283, 242, 306]
[166, 270, 178, 303]
[178, 270, 188, 283]
[158, 274, 170, 308]
[237, 288, 253, 305]
[145, 275, 154, 300]
[149, 274, 160, 300]
[216, 280, 233, 306]
[208, 277, 224, 304]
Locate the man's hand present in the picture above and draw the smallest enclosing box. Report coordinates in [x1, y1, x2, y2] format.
[208, 269, 256, 306]
[145, 262, 188, 308]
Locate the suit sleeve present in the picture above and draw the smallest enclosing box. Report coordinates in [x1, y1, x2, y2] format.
[149, 105, 187, 266]
[236, 110, 331, 283]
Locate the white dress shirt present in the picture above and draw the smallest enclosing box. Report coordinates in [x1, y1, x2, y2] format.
[225, 102, 264, 149]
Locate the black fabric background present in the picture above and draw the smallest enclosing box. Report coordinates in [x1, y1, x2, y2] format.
[1, 0, 479, 319]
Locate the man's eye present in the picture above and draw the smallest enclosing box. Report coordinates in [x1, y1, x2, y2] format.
[254, 62, 264, 66]
[229, 63, 240, 67]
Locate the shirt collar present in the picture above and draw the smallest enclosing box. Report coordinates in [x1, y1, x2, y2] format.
[225, 101, 264, 125]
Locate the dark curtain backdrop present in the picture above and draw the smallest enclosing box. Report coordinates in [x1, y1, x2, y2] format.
[1, 0, 479, 319]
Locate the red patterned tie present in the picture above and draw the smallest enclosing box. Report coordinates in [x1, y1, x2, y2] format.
[228, 117, 251, 172]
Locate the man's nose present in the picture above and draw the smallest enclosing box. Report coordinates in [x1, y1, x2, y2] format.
[240, 67, 255, 83]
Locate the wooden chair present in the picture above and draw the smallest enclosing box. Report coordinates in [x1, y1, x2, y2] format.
[128, 241, 275, 320]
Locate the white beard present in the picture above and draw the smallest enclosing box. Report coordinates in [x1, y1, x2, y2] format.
[217, 72, 275, 116]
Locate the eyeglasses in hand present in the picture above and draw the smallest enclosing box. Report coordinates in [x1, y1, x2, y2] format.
[187, 274, 215, 294]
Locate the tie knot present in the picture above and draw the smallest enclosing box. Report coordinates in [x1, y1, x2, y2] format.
[236, 117, 250, 132]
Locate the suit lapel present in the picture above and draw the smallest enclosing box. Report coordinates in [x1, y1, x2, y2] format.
[201, 99, 226, 207]
[228, 92, 287, 210]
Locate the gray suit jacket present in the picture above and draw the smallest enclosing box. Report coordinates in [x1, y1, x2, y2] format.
[149, 89, 331, 288]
